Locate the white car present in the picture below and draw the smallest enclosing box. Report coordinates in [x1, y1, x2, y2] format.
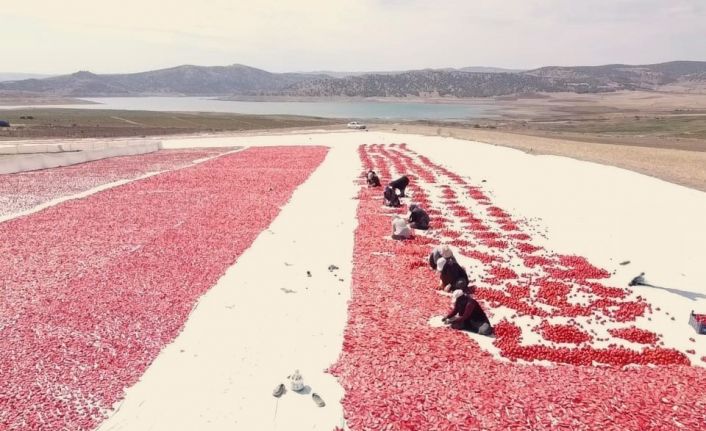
[347, 121, 366, 130]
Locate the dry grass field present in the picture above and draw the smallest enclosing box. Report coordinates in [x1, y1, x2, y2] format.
[0, 108, 339, 140]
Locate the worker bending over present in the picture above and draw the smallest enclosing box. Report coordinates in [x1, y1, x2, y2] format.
[366, 170, 381, 187]
[428, 245, 453, 270]
[384, 186, 401, 207]
[389, 175, 410, 197]
[391, 216, 414, 240]
[436, 256, 469, 292]
[408, 203, 430, 230]
[443, 288, 493, 336]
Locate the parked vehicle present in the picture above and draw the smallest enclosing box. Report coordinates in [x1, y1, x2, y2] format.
[0, 120, 10, 128]
[347, 121, 366, 130]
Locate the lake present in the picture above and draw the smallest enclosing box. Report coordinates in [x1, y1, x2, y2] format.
[0, 97, 499, 120]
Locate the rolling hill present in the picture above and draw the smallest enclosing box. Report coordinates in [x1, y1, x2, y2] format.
[0, 65, 324, 97]
[1, 61, 704, 98]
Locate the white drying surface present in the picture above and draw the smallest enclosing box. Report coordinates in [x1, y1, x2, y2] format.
[94, 130, 706, 431]
[401, 134, 706, 363]
[169, 130, 706, 363]
[98, 140, 359, 431]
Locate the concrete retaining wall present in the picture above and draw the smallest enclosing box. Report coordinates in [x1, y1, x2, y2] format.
[0, 139, 161, 155]
[0, 141, 162, 174]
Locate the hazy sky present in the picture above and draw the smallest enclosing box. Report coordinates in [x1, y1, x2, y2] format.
[2, 0, 705, 74]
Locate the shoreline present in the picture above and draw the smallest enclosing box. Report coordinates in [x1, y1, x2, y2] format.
[4, 89, 706, 107]
[0, 96, 97, 106]
[0, 108, 341, 141]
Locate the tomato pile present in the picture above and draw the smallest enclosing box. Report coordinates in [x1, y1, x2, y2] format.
[0, 146, 327, 430]
[333, 143, 706, 430]
[538, 322, 593, 344]
[608, 327, 660, 345]
[0, 148, 232, 218]
[374, 144, 685, 365]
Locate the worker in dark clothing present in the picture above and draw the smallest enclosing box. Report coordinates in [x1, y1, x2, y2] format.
[388, 175, 410, 197]
[451, 278, 469, 293]
[383, 186, 401, 207]
[436, 257, 469, 292]
[443, 289, 493, 336]
[408, 203, 430, 230]
[428, 245, 453, 270]
[366, 170, 381, 187]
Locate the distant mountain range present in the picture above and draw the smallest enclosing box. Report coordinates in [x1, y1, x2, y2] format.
[0, 73, 53, 82]
[303, 66, 524, 78]
[1, 61, 704, 98]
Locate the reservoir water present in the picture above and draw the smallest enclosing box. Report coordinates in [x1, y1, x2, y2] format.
[1, 97, 499, 120]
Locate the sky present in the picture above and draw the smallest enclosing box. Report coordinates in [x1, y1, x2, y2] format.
[1, 0, 705, 74]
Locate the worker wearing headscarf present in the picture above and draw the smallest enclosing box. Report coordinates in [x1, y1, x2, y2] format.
[436, 256, 469, 292]
[443, 287, 493, 336]
[428, 245, 453, 270]
[391, 216, 414, 240]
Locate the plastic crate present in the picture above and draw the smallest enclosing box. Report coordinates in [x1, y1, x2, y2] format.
[689, 311, 706, 335]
